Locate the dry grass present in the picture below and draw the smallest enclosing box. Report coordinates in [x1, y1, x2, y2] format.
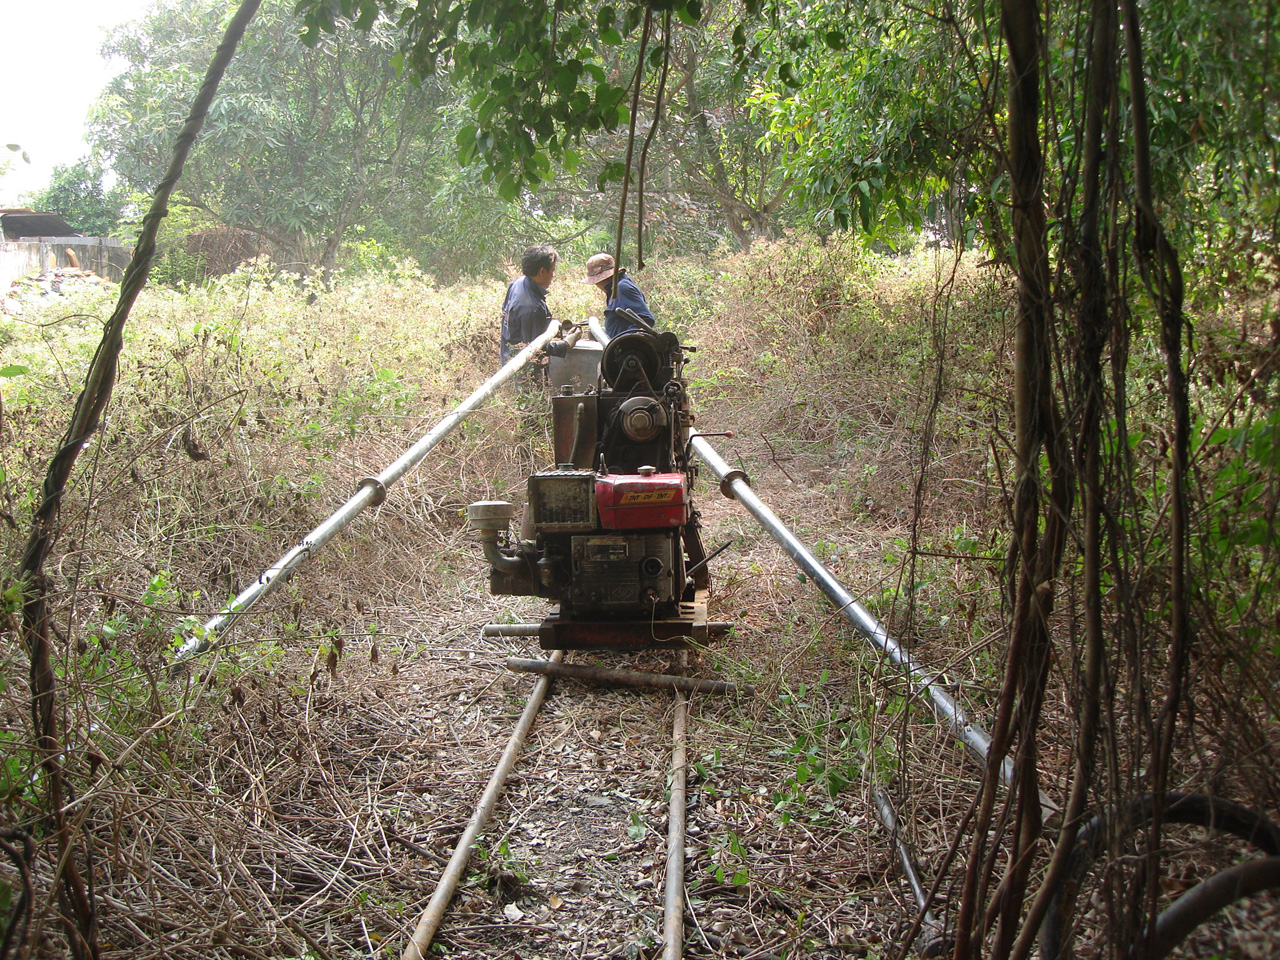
[1, 245, 1277, 958]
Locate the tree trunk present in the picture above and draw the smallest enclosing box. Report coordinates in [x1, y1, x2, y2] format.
[954, 0, 1069, 956]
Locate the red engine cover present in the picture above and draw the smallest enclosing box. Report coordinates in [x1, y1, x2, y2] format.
[596, 472, 689, 530]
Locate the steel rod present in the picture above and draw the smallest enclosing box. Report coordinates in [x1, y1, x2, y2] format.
[401, 648, 565, 960]
[870, 783, 948, 954]
[505, 657, 751, 696]
[663, 649, 689, 960]
[688, 434, 1016, 789]
[483, 624, 543, 637]
[172, 320, 565, 663]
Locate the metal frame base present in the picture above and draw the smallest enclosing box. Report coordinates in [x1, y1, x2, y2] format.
[538, 592, 711, 650]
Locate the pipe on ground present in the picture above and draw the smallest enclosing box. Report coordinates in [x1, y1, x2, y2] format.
[483, 623, 734, 639]
[663, 650, 689, 960]
[688, 433, 1019, 793]
[401, 649, 565, 960]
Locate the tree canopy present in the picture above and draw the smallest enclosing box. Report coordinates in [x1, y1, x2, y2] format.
[20, 159, 128, 237]
[91, 0, 447, 270]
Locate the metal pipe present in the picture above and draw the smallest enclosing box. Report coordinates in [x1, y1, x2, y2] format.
[483, 624, 542, 638]
[869, 783, 948, 955]
[401, 649, 565, 960]
[172, 320, 565, 663]
[480, 539, 526, 575]
[663, 650, 689, 960]
[560, 324, 586, 350]
[568, 401, 588, 467]
[505, 657, 752, 697]
[688, 434, 1012, 786]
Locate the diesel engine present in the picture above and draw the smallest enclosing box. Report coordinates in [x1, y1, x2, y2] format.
[467, 325, 712, 649]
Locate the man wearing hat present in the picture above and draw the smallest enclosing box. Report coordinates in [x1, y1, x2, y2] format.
[583, 253, 656, 339]
[501, 244, 559, 364]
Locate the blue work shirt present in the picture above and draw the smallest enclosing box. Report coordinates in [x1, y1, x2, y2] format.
[604, 275, 656, 340]
[501, 274, 552, 362]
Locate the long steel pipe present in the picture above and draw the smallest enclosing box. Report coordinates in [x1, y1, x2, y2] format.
[172, 320, 565, 662]
[870, 783, 948, 954]
[663, 650, 689, 960]
[482, 624, 544, 638]
[688, 434, 1011, 785]
[401, 649, 565, 960]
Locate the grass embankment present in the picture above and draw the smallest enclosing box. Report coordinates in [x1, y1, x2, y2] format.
[1, 242, 1276, 956]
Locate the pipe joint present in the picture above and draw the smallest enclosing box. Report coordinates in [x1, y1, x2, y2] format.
[718, 468, 749, 499]
[480, 540, 527, 575]
[357, 476, 388, 506]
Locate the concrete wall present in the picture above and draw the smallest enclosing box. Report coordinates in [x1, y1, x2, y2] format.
[0, 237, 133, 291]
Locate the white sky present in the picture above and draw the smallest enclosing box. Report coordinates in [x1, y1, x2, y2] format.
[0, 0, 157, 205]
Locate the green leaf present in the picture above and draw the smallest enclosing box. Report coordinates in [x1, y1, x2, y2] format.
[497, 174, 520, 201]
[600, 27, 623, 44]
[555, 62, 580, 97]
[675, 1, 701, 27]
[597, 161, 626, 190]
[353, 0, 377, 31]
[0, 365, 29, 378]
[455, 125, 478, 165]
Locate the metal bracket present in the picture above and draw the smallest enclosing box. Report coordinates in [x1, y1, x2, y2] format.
[718, 468, 748, 500]
[357, 476, 388, 506]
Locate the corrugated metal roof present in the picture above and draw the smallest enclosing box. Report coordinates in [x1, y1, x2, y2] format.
[0, 212, 81, 240]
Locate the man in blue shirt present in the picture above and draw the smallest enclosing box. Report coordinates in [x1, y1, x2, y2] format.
[583, 253, 656, 339]
[501, 245, 559, 364]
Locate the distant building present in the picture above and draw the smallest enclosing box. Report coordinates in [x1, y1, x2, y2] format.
[0, 210, 81, 240]
[1, 210, 129, 288]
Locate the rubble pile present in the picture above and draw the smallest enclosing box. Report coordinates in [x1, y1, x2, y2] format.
[2, 267, 114, 315]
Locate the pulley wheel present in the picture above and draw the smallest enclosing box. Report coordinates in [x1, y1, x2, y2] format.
[601, 330, 662, 389]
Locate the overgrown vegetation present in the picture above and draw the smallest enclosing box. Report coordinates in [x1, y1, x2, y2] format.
[3, 233, 1274, 954]
[3, 0, 1278, 954]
